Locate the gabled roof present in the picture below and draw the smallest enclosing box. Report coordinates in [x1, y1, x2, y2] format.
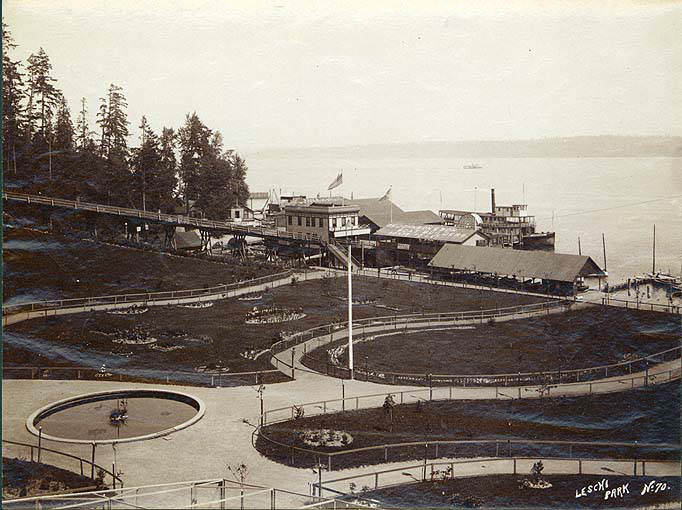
[347, 198, 404, 228]
[428, 244, 605, 282]
[348, 198, 440, 228]
[400, 210, 442, 224]
[375, 224, 481, 244]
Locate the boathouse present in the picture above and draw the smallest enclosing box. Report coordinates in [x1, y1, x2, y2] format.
[373, 223, 489, 267]
[428, 244, 607, 293]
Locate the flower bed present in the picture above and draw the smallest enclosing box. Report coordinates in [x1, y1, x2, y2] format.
[245, 306, 306, 324]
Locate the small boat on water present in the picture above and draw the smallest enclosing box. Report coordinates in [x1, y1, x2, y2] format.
[646, 272, 681, 284]
[648, 225, 682, 289]
[463, 163, 482, 169]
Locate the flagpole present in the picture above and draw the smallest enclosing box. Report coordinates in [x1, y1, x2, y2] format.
[348, 244, 353, 378]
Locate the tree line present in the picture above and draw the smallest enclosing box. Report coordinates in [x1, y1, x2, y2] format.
[2, 21, 249, 219]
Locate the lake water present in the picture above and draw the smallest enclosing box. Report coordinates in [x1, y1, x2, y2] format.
[245, 155, 682, 282]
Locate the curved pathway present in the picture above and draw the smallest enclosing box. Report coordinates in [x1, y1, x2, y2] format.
[2, 269, 328, 327]
[3, 270, 680, 508]
[4, 344, 680, 508]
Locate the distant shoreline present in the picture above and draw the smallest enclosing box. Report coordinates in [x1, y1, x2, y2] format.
[246, 136, 682, 158]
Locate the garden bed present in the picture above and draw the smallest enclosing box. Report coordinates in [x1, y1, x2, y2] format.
[2, 457, 102, 499]
[256, 383, 680, 469]
[359, 475, 680, 508]
[304, 306, 680, 378]
[4, 273, 545, 377]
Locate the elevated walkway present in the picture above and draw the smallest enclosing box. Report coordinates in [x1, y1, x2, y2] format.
[326, 241, 360, 271]
[3, 190, 323, 246]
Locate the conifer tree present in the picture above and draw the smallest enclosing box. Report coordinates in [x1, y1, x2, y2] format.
[54, 93, 74, 152]
[25, 47, 60, 141]
[96, 83, 130, 204]
[2, 21, 25, 175]
[76, 97, 94, 150]
[177, 112, 210, 212]
[157, 127, 178, 211]
[130, 116, 161, 210]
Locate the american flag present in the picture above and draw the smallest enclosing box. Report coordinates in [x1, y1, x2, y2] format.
[327, 172, 343, 190]
[378, 187, 392, 201]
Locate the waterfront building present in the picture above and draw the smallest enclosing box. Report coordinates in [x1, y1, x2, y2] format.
[439, 189, 555, 250]
[372, 223, 489, 267]
[429, 244, 607, 293]
[276, 201, 371, 242]
[348, 197, 442, 233]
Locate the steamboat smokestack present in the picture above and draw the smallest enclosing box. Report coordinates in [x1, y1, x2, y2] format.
[491, 188, 496, 214]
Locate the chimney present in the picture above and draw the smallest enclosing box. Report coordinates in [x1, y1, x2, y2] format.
[491, 188, 496, 214]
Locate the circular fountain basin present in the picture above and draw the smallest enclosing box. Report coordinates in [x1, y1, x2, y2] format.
[27, 389, 205, 444]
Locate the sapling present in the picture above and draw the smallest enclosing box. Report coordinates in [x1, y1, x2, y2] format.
[227, 462, 249, 486]
[531, 460, 544, 484]
[383, 394, 396, 432]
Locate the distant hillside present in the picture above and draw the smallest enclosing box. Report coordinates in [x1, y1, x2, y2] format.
[253, 136, 682, 158]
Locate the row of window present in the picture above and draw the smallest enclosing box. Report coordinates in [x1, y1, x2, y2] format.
[286, 215, 358, 228]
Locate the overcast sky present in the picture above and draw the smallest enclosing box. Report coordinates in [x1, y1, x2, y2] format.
[5, 0, 681, 149]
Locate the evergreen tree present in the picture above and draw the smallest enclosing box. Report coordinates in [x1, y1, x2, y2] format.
[130, 116, 161, 210]
[53, 93, 74, 152]
[2, 21, 25, 176]
[95, 83, 131, 204]
[194, 134, 250, 220]
[157, 127, 178, 211]
[76, 97, 94, 150]
[25, 47, 60, 141]
[177, 112, 210, 212]
[229, 152, 250, 207]
[97, 83, 129, 159]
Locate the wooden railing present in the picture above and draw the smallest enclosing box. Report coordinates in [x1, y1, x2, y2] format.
[316, 457, 681, 497]
[256, 426, 680, 472]
[2, 439, 123, 488]
[3, 190, 324, 244]
[3, 270, 295, 316]
[260, 361, 680, 428]
[2, 269, 328, 386]
[267, 298, 678, 387]
[601, 296, 681, 314]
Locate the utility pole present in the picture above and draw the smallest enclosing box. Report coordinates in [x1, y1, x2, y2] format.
[348, 244, 354, 378]
[602, 233, 607, 272]
[578, 236, 581, 256]
[257, 385, 265, 427]
[651, 223, 656, 275]
[341, 379, 345, 411]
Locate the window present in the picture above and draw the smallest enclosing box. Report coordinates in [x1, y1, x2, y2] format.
[332, 218, 337, 229]
[288, 215, 292, 225]
[234, 210, 240, 219]
[306, 217, 310, 227]
[341, 217, 347, 227]
[297, 216, 302, 226]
